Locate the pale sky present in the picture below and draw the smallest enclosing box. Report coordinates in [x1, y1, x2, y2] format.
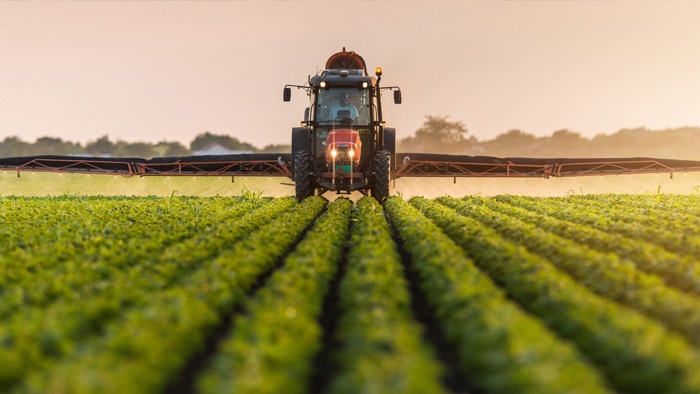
[1, 1, 699, 148]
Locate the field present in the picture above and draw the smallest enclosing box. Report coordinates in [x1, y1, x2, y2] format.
[3, 192, 700, 393]
[3, 170, 700, 198]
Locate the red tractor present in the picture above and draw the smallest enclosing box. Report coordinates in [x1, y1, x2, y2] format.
[284, 48, 402, 201]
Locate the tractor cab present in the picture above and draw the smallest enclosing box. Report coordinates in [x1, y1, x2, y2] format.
[309, 83, 374, 173]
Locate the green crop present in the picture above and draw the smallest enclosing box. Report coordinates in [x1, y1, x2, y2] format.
[385, 196, 610, 394]
[328, 197, 445, 394]
[439, 195, 700, 346]
[411, 196, 700, 393]
[198, 198, 352, 394]
[1, 194, 700, 393]
[488, 195, 700, 295]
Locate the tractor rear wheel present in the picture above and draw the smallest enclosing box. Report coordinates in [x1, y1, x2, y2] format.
[371, 150, 390, 202]
[294, 150, 314, 201]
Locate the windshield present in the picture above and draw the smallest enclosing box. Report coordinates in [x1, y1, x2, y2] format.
[315, 88, 371, 126]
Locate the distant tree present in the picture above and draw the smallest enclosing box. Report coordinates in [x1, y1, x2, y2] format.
[34, 137, 84, 155]
[588, 127, 700, 159]
[0, 136, 33, 157]
[485, 129, 540, 156]
[493, 129, 538, 146]
[86, 135, 116, 157]
[544, 129, 589, 156]
[415, 115, 468, 147]
[398, 115, 470, 153]
[258, 143, 291, 153]
[111, 141, 130, 158]
[123, 142, 156, 158]
[190, 131, 256, 152]
[153, 141, 191, 157]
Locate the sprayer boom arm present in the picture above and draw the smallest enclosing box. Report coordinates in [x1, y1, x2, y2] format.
[3, 153, 700, 180]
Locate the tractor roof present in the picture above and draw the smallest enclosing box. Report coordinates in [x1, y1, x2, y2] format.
[310, 72, 376, 88]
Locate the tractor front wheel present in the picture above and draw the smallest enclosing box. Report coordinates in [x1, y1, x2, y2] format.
[371, 150, 390, 202]
[294, 150, 314, 201]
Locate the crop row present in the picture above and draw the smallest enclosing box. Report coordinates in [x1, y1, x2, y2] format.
[384, 197, 609, 393]
[1, 197, 293, 389]
[499, 194, 700, 258]
[573, 193, 700, 221]
[438, 196, 700, 346]
[327, 197, 444, 393]
[0, 197, 268, 316]
[407, 196, 700, 392]
[6, 196, 324, 393]
[197, 197, 353, 393]
[2, 194, 700, 393]
[480, 195, 700, 295]
[30, 196, 326, 393]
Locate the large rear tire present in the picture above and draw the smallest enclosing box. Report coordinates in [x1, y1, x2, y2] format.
[294, 150, 314, 201]
[371, 150, 390, 202]
[383, 128, 396, 172]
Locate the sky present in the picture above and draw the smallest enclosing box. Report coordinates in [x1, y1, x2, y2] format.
[1, 1, 700, 148]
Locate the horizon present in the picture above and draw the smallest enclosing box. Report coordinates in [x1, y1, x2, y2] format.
[4, 124, 700, 151]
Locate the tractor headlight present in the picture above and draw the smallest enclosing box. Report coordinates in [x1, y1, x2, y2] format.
[331, 149, 337, 158]
[348, 149, 355, 158]
[320, 81, 327, 88]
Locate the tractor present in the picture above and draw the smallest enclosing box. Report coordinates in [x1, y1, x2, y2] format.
[283, 48, 402, 201]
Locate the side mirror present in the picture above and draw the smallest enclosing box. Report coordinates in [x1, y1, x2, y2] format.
[283, 87, 291, 102]
[304, 107, 310, 122]
[393, 90, 402, 104]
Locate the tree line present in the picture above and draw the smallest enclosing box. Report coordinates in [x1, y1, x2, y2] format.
[2, 117, 700, 160]
[0, 132, 288, 158]
[399, 116, 700, 160]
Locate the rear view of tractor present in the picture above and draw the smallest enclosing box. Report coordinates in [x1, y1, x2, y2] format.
[284, 48, 402, 201]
